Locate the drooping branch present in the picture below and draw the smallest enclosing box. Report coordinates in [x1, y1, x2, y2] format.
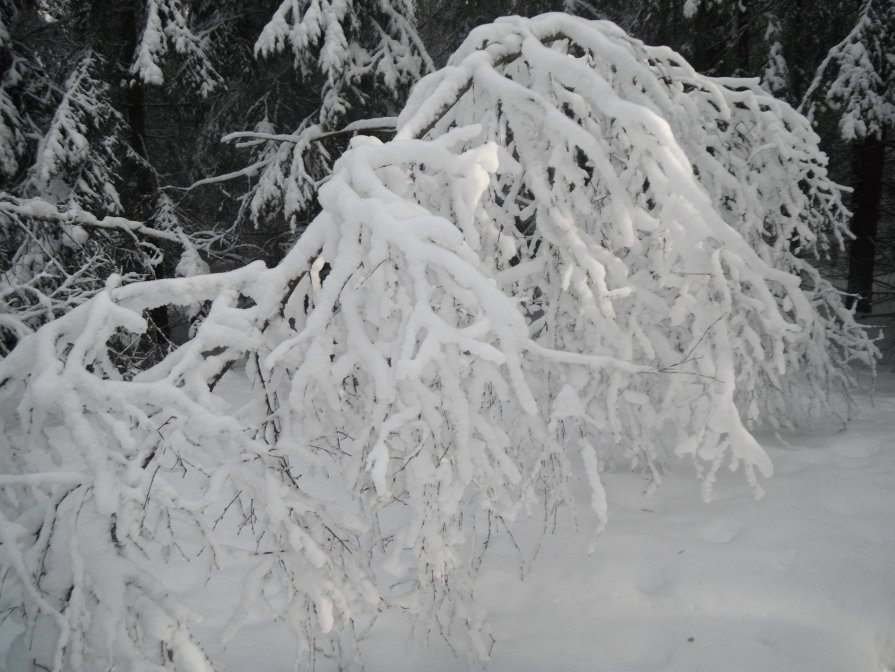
[221, 117, 399, 146]
[402, 33, 567, 141]
[0, 196, 184, 245]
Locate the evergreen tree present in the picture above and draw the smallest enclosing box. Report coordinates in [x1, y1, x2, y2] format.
[209, 0, 433, 237]
[802, 0, 894, 312]
[0, 1, 228, 355]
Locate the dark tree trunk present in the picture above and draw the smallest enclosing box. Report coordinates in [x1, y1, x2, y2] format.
[114, 3, 156, 209]
[121, 33, 172, 338]
[89, 1, 171, 338]
[846, 131, 886, 313]
[122, 7, 171, 337]
[735, 2, 750, 75]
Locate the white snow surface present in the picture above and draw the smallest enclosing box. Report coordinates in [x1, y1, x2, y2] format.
[168, 368, 895, 672]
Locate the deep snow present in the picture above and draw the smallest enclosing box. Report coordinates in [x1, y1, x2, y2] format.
[180, 369, 895, 672]
[3, 369, 892, 671]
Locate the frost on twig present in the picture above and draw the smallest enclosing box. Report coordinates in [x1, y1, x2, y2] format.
[0, 14, 877, 671]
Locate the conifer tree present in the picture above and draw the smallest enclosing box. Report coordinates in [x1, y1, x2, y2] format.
[0, 0, 236, 354]
[219, 0, 433, 233]
[801, 0, 894, 312]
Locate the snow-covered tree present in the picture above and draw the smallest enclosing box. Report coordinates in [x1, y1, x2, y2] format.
[0, 45, 207, 355]
[416, 0, 581, 65]
[130, 0, 223, 96]
[761, 14, 790, 98]
[0, 2, 39, 184]
[220, 0, 433, 232]
[0, 41, 136, 351]
[801, 0, 894, 311]
[0, 0, 241, 354]
[0, 13, 877, 672]
[195, 0, 433, 236]
[802, 0, 894, 142]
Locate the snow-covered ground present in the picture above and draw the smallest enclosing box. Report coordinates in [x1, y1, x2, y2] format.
[4, 370, 892, 671]
[182, 369, 895, 672]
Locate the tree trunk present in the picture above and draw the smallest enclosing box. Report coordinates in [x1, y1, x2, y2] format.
[89, 1, 171, 339]
[735, 1, 750, 75]
[120, 4, 172, 338]
[846, 131, 886, 313]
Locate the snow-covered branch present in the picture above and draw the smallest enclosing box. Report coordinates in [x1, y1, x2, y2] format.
[230, 0, 431, 229]
[132, 0, 223, 96]
[800, 0, 894, 141]
[256, 0, 431, 124]
[0, 196, 181, 244]
[0, 194, 209, 353]
[221, 117, 399, 146]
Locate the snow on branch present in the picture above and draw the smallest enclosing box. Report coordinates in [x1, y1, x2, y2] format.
[0, 194, 208, 352]
[236, 0, 431, 229]
[800, 0, 895, 141]
[1, 196, 182, 244]
[0, 13, 878, 672]
[26, 53, 125, 214]
[0, 50, 189, 351]
[184, 117, 397, 231]
[221, 117, 399, 147]
[0, 47, 34, 181]
[132, 0, 223, 96]
[256, 0, 432, 122]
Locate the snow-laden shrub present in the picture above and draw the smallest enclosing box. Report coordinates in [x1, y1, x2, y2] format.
[0, 13, 876, 672]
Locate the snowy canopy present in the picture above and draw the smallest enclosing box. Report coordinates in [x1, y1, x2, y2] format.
[0, 13, 876, 672]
